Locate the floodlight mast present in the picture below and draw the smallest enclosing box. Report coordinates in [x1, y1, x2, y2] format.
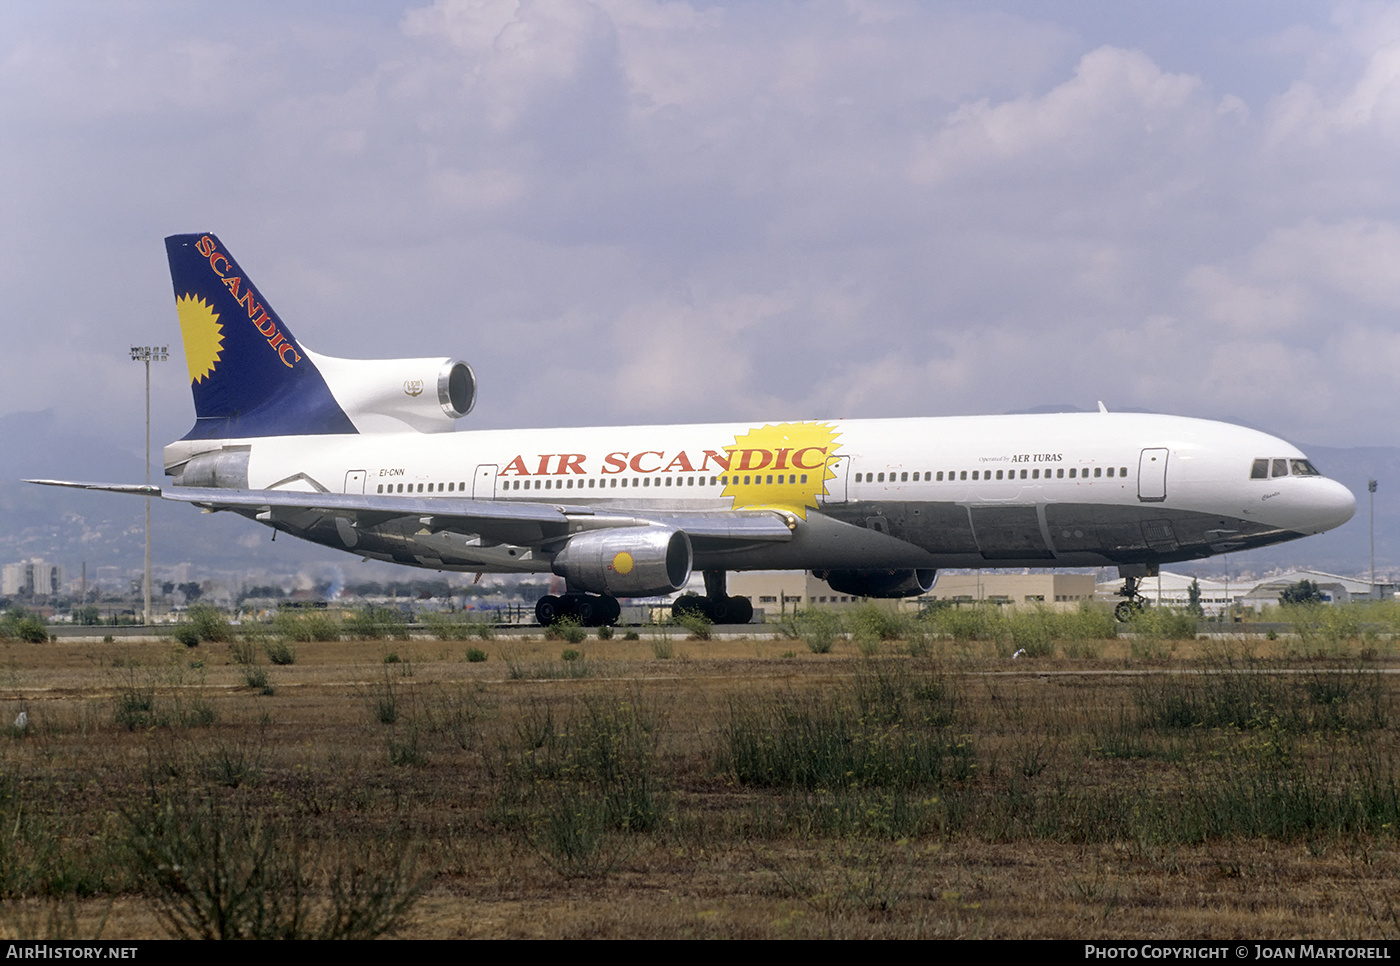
[130, 346, 168, 626]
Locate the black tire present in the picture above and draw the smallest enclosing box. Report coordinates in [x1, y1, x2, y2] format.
[672, 594, 705, 620]
[536, 595, 561, 626]
[1115, 599, 1144, 622]
[574, 596, 597, 626]
[600, 596, 622, 625]
[707, 596, 732, 623]
[729, 596, 754, 624]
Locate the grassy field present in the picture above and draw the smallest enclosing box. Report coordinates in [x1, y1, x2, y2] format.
[4, 611, 1400, 939]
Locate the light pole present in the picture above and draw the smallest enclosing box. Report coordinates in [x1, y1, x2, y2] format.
[131, 346, 168, 625]
[1370, 479, 1379, 599]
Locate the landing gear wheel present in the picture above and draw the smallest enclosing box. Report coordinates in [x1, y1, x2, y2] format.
[573, 596, 597, 626]
[1114, 598, 1146, 622]
[535, 595, 561, 626]
[672, 594, 708, 621]
[728, 596, 754, 625]
[707, 596, 733, 623]
[600, 595, 621, 625]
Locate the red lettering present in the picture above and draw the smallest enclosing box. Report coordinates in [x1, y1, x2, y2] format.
[222, 276, 242, 298]
[698, 450, 731, 472]
[602, 453, 628, 474]
[268, 332, 285, 351]
[253, 313, 277, 338]
[663, 452, 695, 473]
[556, 454, 586, 474]
[502, 456, 530, 477]
[792, 447, 828, 470]
[734, 449, 773, 472]
[773, 448, 792, 470]
[236, 289, 263, 319]
[535, 455, 554, 475]
[630, 451, 663, 473]
[196, 236, 216, 257]
[209, 253, 230, 276]
[276, 342, 300, 367]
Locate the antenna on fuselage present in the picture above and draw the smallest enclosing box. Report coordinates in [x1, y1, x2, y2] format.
[1097, 401, 1109, 413]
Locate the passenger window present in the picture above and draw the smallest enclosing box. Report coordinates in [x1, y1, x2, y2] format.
[900, 472, 908, 482]
[377, 484, 383, 494]
[960, 471, 967, 480]
[1068, 469, 1076, 479]
[801, 474, 808, 483]
[1094, 468, 1101, 478]
[1272, 459, 1288, 478]
[1120, 468, 1127, 476]
[1032, 469, 1039, 479]
[1105, 468, 1113, 478]
[1057, 469, 1064, 478]
[936, 472, 944, 481]
[996, 470, 1003, 480]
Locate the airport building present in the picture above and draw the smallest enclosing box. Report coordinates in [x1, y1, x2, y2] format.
[1, 558, 65, 598]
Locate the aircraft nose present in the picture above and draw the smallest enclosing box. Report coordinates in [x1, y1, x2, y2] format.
[1306, 479, 1356, 534]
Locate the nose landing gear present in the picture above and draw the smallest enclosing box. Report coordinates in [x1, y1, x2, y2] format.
[1113, 565, 1156, 622]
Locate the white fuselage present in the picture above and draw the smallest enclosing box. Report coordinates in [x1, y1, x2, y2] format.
[166, 411, 1356, 575]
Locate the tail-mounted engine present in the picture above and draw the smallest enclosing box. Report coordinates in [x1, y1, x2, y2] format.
[308, 352, 477, 434]
[552, 527, 693, 597]
[813, 568, 937, 599]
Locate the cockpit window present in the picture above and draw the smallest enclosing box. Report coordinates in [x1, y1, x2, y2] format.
[1290, 459, 1320, 477]
[1250, 459, 1269, 480]
[1272, 459, 1289, 478]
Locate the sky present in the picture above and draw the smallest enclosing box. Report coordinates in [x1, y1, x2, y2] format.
[2, 0, 1398, 465]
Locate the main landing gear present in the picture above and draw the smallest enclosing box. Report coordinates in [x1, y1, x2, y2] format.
[535, 593, 621, 627]
[671, 570, 754, 625]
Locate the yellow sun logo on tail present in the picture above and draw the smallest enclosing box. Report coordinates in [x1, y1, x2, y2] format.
[175, 294, 224, 384]
[722, 422, 841, 519]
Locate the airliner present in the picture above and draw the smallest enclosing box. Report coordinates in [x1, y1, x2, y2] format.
[30, 234, 1357, 625]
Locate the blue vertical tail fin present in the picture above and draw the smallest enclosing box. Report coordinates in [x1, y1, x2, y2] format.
[165, 233, 356, 439]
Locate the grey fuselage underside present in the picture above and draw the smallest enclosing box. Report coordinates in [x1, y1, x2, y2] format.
[235, 498, 1300, 575]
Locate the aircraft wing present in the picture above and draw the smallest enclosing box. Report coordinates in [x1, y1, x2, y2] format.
[24, 480, 796, 548]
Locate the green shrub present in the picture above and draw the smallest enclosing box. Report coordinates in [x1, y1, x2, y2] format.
[465, 647, 488, 663]
[1, 608, 48, 644]
[125, 791, 424, 939]
[263, 640, 296, 666]
[794, 610, 842, 654]
[186, 604, 232, 643]
[345, 606, 408, 641]
[272, 610, 340, 642]
[673, 612, 712, 640]
[1126, 605, 1198, 642]
[546, 619, 587, 645]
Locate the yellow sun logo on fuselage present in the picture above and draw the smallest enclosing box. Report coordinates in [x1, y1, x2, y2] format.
[722, 422, 841, 519]
[175, 293, 224, 384]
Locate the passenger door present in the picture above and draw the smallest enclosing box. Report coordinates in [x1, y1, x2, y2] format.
[1138, 448, 1168, 502]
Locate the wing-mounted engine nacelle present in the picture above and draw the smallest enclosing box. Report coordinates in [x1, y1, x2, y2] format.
[307, 350, 477, 433]
[552, 527, 693, 597]
[813, 568, 937, 599]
